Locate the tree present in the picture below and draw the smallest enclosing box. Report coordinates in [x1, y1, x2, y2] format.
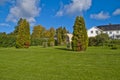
[16, 18, 30, 48]
[56, 27, 68, 45]
[31, 25, 45, 39]
[56, 27, 63, 45]
[0, 32, 16, 47]
[88, 37, 96, 46]
[48, 27, 55, 46]
[95, 33, 109, 46]
[62, 27, 67, 44]
[31, 25, 46, 46]
[72, 16, 88, 51]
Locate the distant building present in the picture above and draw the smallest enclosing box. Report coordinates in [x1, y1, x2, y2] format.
[62, 24, 120, 43]
[87, 24, 120, 39]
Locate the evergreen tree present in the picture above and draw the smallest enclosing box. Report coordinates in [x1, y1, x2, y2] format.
[72, 16, 88, 51]
[48, 27, 55, 46]
[56, 27, 63, 45]
[16, 18, 30, 48]
[62, 27, 67, 44]
[56, 27, 68, 45]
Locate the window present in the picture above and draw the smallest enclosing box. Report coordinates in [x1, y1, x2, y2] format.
[96, 31, 98, 34]
[116, 31, 119, 34]
[109, 32, 112, 34]
[91, 31, 93, 34]
[105, 32, 108, 34]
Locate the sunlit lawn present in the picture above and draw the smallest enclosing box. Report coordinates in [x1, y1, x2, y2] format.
[0, 46, 120, 80]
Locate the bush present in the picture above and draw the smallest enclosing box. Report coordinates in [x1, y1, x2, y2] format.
[0, 33, 16, 48]
[111, 44, 119, 50]
[67, 42, 71, 49]
[31, 38, 46, 46]
[42, 42, 48, 48]
[88, 37, 96, 46]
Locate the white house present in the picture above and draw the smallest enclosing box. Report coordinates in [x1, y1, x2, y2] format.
[87, 24, 120, 39]
[66, 24, 120, 43]
[87, 27, 102, 37]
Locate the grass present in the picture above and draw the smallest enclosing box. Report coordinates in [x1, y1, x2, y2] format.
[0, 46, 120, 80]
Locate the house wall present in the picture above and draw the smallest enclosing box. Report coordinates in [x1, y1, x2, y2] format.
[87, 27, 120, 39]
[66, 27, 120, 43]
[103, 30, 120, 39]
[87, 27, 102, 37]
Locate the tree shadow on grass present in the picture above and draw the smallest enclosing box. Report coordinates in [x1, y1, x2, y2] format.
[55, 47, 72, 51]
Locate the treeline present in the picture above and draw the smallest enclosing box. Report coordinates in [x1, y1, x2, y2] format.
[0, 18, 68, 48]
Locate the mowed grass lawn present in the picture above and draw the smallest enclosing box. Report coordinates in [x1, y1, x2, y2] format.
[0, 46, 120, 80]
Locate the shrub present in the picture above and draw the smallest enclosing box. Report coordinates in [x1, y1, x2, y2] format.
[43, 42, 48, 48]
[111, 44, 119, 50]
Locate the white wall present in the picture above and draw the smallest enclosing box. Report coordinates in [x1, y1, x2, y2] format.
[67, 33, 73, 42]
[87, 27, 102, 37]
[103, 30, 120, 39]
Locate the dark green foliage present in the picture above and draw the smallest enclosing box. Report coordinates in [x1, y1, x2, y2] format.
[47, 27, 55, 47]
[56, 27, 68, 45]
[16, 18, 31, 48]
[88, 33, 109, 46]
[72, 16, 88, 51]
[88, 37, 96, 46]
[31, 38, 46, 46]
[108, 40, 120, 49]
[0, 32, 16, 47]
[95, 33, 109, 46]
[56, 27, 62, 45]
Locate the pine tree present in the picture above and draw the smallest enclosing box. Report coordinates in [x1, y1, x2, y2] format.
[72, 16, 88, 51]
[62, 27, 67, 44]
[56, 27, 68, 45]
[56, 27, 62, 45]
[16, 18, 30, 48]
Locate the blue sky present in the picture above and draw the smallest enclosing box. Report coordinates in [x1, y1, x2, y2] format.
[0, 0, 120, 33]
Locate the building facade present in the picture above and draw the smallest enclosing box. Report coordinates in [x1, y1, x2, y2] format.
[66, 24, 120, 43]
[87, 24, 120, 39]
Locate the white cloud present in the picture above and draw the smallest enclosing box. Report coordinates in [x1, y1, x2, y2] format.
[56, 0, 92, 16]
[90, 11, 110, 20]
[6, 0, 41, 23]
[0, 23, 10, 27]
[113, 8, 120, 16]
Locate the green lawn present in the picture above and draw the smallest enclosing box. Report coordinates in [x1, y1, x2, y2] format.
[0, 46, 120, 80]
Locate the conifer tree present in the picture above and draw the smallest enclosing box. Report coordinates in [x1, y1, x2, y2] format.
[72, 16, 88, 51]
[16, 18, 30, 48]
[48, 27, 55, 46]
[56, 27, 68, 45]
[56, 27, 63, 45]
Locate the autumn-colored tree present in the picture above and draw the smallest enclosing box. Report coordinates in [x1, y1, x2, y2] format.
[72, 16, 88, 51]
[16, 18, 30, 48]
[48, 27, 55, 46]
[31, 25, 45, 39]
